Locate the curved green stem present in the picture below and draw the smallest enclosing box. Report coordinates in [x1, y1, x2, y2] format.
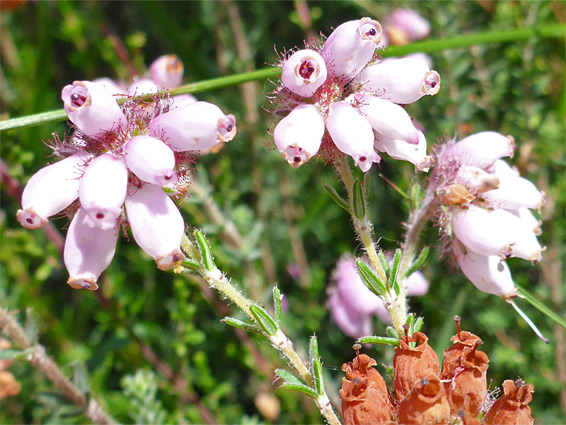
[1, 24, 564, 133]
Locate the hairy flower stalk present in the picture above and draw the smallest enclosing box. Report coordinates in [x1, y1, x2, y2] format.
[16, 55, 237, 290]
[269, 17, 439, 172]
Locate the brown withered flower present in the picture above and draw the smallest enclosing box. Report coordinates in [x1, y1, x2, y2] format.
[393, 331, 440, 401]
[340, 345, 395, 425]
[483, 379, 534, 425]
[444, 340, 489, 420]
[397, 374, 451, 425]
[441, 316, 483, 380]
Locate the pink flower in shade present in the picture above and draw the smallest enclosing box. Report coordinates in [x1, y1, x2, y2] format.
[328, 257, 429, 339]
[386, 9, 431, 43]
[18, 69, 237, 290]
[433, 132, 545, 300]
[150, 54, 184, 90]
[269, 17, 440, 172]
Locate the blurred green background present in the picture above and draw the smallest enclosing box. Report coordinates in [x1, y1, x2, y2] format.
[1, 1, 564, 423]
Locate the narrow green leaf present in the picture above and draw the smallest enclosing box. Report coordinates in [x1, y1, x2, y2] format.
[386, 326, 399, 339]
[358, 336, 400, 346]
[25, 308, 38, 345]
[194, 229, 215, 271]
[309, 335, 319, 361]
[249, 305, 278, 336]
[406, 314, 415, 333]
[312, 357, 324, 396]
[406, 246, 430, 277]
[323, 184, 350, 213]
[73, 363, 89, 394]
[0, 348, 34, 360]
[378, 251, 391, 279]
[363, 170, 371, 201]
[413, 317, 424, 334]
[221, 317, 261, 334]
[36, 392, 75, 407]
[356, 259, 387, 297]
[182, 259, 201, 271]
[280, 382, 319, 398]
[516, 285, 566, 330]
[275, 369, 306, 387]
[273, 286, 282, 327]
[352, 178, 366, 219]
[390, 249, 403, 283]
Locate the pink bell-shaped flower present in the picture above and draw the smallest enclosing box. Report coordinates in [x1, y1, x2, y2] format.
[124, 135, 177, 189]
[328, 288, 374, 339]
[452, 241, 517, 300]
[281, 49, 328, 97]
[374, 130, 432, 171]
[150, 54, 184, 90]
[17, 152, 91, 229]
[273, 104, 324, 167]
[93, 77, 126, 96]
[326, 101, 380, 172]
[321, 17, 382, 79]
[387, 9, 431, 42]
[61, 81, 127, 136]
[150, 101, 236, 152]
[125, 184, 185, 270]
[79, 153, 128, 230]
[355, 56, 440, 104]
[442, 132, 514, 168]
[353, 92, 420, 144]
[64, 207, 119, 291]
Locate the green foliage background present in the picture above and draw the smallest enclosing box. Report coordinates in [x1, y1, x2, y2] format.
[1, 1, 564, 423]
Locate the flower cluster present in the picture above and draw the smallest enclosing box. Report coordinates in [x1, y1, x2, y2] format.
[432, 132, 544, 300]
[17, 55, 237, 291]
[339, 317, 535, 424]
[328, 256, 429, 339]
[270, 17, 440, 172]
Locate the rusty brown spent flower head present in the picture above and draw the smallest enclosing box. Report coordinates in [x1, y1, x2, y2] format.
[339, 344, 395, 425]
[441, 315, 483, 380]
[484, 379, 534, 425]
[397, 374, 451, 425]
[393, 330, 440, 401]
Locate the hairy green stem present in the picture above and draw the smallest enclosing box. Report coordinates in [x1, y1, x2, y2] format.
[1, 24, 563, 133]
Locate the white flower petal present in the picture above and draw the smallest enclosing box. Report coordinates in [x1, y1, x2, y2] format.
[125, 136, 177, 189]
[442, 132, 514, 169]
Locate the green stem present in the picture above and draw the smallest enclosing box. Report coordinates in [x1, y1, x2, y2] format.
[1, 24, 563, 133]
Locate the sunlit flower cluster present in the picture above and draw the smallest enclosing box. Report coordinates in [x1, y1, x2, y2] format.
[269, 17, 440, 172]
[17, 55, 237, 291]
[433, 132, 544, 300]
[328, 256, 429, 339]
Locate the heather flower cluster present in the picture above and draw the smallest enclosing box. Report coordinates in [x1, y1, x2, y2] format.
[270, 17, 440, 172]
[433, 132, 544, 300]
[328, 256, 429, 339]
[339, 317, 535, 424]
[17, 55, 237, 291]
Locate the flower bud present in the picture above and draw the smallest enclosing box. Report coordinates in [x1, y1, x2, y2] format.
[150, 54, 184, 90]
[326, 101, 380, 172]
[397, 375, 450, 425]
[340, 351, 395, 424]
[441, 132, 514, 169]
[355, 56, 440, 104]
[452, 241, 517, 299]
[64, 207, 119, 291]
[444, 342, 489, 419]
[321, 18, 382, 79]
[61, 81, 126, 136]
[125, 184, 185, 270]
[387, 9, 431, 41]
[125, 136, 177, 189]
[273, 104, 324, 167]
[79, 153, 128, 230]
[150, 101, 236, 152]
[394, 332, 440, 401]
[353, 93, 420, 144]
[374, 130, 432, 171]
[17, 152, 90, 229]
[281, 49, 327, 97]
[484, 379, 534, 425]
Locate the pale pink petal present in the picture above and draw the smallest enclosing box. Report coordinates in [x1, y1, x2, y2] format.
[281, 49, 327, 97]
[64, 207, 119, 291]
[273, 104, 324, 167]
[329, 289, 373, 339]
[61, 81, 126, 136]
[374, 130, 432, 171]
[442, 132, 514, 169]
[125, 136, 177, 189]
[406, 271, 430, 297]
[127, 78, 160, 96]
[149, 54, 184, 90]
[387, 9, 430, 41]
[79, 153, 128, 230]
[150, 101, 236, 152]
[17, 152, 91, 229]
[125, 184, 185, 270]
